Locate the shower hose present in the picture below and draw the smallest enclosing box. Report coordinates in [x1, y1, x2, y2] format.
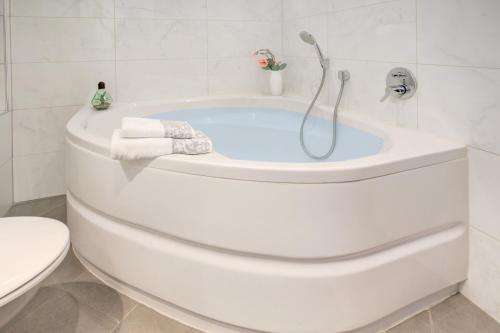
[300, 69, 349, 160]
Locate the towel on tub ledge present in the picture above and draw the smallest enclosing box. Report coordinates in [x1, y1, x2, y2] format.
[120, 117, 196, 139]
[110, 130, 213, 160]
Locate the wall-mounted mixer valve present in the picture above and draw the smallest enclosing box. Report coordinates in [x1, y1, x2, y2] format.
[380, 67, 417, 102]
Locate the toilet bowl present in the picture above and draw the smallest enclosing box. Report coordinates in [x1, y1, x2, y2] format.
[0, 217, 70, 328]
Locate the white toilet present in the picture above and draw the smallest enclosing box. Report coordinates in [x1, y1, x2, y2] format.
[0, 217, 70, 328]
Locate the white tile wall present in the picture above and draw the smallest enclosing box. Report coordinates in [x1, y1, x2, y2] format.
[13, 106, 79, 156]
[0, 13, 6, 114]
[206, 0, 281, 21]
[207, 20, 281, 58]
[13, 151, 65, 202]
[11, 17, 115, 62]
[0, 159, 12, 216]
[327, 0, 416, 63]
[11, 0, 114, 18]
[283, 0, 500, 322]
[419, 65, 500, 155]
[0, 112, 11, 165]
[0, 65, 6, 112]
[12, 62, 116, 110]
[282, 57, 329, 104]
[283, 14, 328, 58]
[116, 59, 208, 102]
[417, 0, 500, 68]
[283, 0, 328, 19]
[115, 19, 207, 60]
[208, 58, 268, 95]
[115, 0, 207, 19]
[469, 148, 500, 244]
[0, 5, 10, 216]
[0, 17, 5, 64]
[328, 0, 395, 12]
[461, 227, 500, 321]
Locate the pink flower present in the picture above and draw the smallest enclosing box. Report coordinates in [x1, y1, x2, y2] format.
[258, 58, 269, 68]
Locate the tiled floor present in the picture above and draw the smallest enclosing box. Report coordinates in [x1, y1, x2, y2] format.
[3, 196, 500, 333]
[385, 296, 500, 333]
[1, 248, 201, 333]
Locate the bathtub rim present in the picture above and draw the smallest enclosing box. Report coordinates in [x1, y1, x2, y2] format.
[66, 95, 466, 183]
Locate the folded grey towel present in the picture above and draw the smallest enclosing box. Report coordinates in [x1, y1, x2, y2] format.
[172, 131, 213, 155]
[161, 120, 195, 139]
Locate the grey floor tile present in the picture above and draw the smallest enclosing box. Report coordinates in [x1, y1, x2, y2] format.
[0, 286, 60, 331]
[7, 195, 66, 221]
[432, 294, 500, 333]
[15, 286, 63, 317]
[3, 287, 117, 333]
[42, 248, 136, 323]
[387, 311, 432, 333]
[43, 248, 86, 286]
[113, 305, 201, 333]
[42, 203, 67, 224]
[55, 280, 137, 323]
[75, 269, 104, 283]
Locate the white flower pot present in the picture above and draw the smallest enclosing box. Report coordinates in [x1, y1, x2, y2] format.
[270, 70, 283, 96]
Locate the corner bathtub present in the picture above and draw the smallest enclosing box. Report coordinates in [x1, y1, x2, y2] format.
[66, 96, 468, 333]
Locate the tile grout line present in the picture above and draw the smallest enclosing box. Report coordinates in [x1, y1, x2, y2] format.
[120, 302, 139, 322]
[470, 225, 500, 245]
[285, 0, 400, 20]
[414, 0, 420, 130]
[469, 146, 500, 159]
[8, 193, 65, 206]
[12, 149, 64, 159]
[205, 0, 209, 96]
[417, 61, 500, 71]
[108, 300, 139, 333]
[10, 15, 281, 23]
[11, 55, 290, 65]
[60, 284, 123, 328]
[113, 0, 118, 102]
[7, 0, 13, 205]
[326, 5, 331, 105]
[428, 309, 435, 333]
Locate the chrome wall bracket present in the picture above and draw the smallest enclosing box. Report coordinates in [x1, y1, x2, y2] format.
[380, 67, 417, 102]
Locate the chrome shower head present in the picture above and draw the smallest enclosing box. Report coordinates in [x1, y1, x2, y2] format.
[298, 31, 328, 69]
[299, 31, 316, 45]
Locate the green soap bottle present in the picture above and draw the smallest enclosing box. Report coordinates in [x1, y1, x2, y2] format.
[91, 81, 113, 110]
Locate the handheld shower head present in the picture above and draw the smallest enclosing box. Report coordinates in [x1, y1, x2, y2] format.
[299, 31, 316, 45]
[298, 31, 328, 69]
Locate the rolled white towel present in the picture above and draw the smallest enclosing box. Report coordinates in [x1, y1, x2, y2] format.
[121, 117, 195, 139]
[110, 130, 212, 160]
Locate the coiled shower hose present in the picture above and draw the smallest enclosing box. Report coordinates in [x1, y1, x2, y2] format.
[300, 70, 349, 160]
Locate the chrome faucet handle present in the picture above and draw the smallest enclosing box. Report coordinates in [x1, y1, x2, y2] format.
[380, 85, 407, 102]
[380, 67, 417, 103]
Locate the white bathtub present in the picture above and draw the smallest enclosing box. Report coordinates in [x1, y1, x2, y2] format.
[66, 96, 468, 333]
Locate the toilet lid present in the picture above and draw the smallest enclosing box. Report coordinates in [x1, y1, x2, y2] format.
[0, 217, 69, 300]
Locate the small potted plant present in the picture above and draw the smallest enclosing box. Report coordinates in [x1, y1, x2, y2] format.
[253, 49, 287, 96]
